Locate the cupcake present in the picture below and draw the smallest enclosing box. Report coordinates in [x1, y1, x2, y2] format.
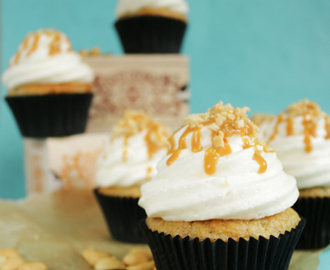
[138, 101, 305, 270]
[258, 99, 330, 249]
[94, 110, 170, 243]
[2, 29, 94, 138]
[114, 0, 188, 53]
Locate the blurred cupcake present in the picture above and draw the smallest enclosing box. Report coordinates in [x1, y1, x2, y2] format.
[2, 29, 94, 138]
[259, 99, 330, 249]
[139, 101, 305, 270]
[94, 110, 170, 243]
[115, 0, 188, 53]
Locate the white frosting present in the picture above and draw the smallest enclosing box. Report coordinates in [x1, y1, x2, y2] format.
[116, 0, 189, 17]
[139, 126, 298, 221]
[96, 130, 167, 187]
[259, 116, 330, 189]
[2, 30, 94, 90]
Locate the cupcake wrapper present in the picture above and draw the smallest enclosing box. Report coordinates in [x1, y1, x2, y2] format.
[292, 197, 330, 249]
[94, 189, 147, 243]
[115, 16, 187, 54]
[140, 218, 306, 270]
[5, 93, 93, 138]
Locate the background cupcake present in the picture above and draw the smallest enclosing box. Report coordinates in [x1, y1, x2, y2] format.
[139, 101, 304, 270]
[258, 99, 330, 249]
[94, 110, 170, 243]
[115, 0, 189, 53]
[2, 29, 94, 138]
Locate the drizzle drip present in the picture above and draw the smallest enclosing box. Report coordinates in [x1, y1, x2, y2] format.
[302, 115, 317, 153]
[146, 167, 152, 180]
[204, 144, 232, 175]
[269, 115, 283, 142]
[123, 135, 129, 162]
[252, 149, 267, 174]
[286, 118, 294, 136]
[325, 116, 330, 139]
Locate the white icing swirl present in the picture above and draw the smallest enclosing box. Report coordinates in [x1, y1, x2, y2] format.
[116, 0, 189, 17]
[96, 130, 167, 188]
[259, 116, 330, 189]
[2, 29, 94, 90]
[139, 126, 298, 221]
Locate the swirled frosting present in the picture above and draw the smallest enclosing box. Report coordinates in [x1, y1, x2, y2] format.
[96, 110, 170, 188]
[139, 102, 298, 221]
[116, 0, 189, 18]
[259, 100, 330, 189]
[2, 29, 94, 90]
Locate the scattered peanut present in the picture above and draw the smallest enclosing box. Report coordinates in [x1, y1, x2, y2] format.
[129, 247, 152, 259]
[0, 256, 6, 266]
[18, 262, 48, 270]
[123, 253, 150, 266]
[0, 250, 20, 259]
[126, 260, 155, 270]
[94, 257, 125, 270]
[0, 257, 26, 270]
[82, 249, 112, 267]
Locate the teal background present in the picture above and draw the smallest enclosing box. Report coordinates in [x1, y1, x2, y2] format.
[1, 0, 330, 267]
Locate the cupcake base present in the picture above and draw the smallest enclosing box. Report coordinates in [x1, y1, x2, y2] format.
[5, 93, 93, 138]
[140, 218, 306, 270]
[94, 189, 147, 243]
[292, 197, 330, 249]
[115, 16, 187, 54]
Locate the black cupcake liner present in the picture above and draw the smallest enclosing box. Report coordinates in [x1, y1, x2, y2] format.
[5, 93, 93, 138]
[140, 218, 306, 270]
[292, 197, 330, 249]
[115, 16, 187, 54]
[94, 188, 147, 243]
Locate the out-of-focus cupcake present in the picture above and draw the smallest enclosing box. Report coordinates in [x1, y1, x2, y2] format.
[259, 99, 330, 249]
[2, 29, 94, 138]
[139, 101, 305, 270]
[114, 0, 188, 53]
[94, 110, 170, 243]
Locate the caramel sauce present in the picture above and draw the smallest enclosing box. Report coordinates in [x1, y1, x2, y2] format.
[286, 118, 294, 136]
[49, 34, 61, 55]
[191, 128, 202, 153]
[302, 115, 317, 153]
[145, 122, 166, 159]
[325, 116, 330, 139]
[146, 166, 152, 180]
[204, 144, 232, 175]
[252, 150, 267, 174]
[269, 115, 284, 142]
[27, 33, 40, 56]
[14, 52, 21, 65]
[123, 136, 129, 162]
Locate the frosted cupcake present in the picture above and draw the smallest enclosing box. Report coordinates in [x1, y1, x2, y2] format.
[115, 0, 188, 53]
[2, 29, 94, 137]
[94, 110, 170, 243]
[259, 99, 330, 249]
[139, 101, 305, 270]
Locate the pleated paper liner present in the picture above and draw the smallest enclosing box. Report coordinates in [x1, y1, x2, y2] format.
[140, 218, 306, 270]
[115, 16, 187, 54]
[292, 197, 330, 249]
[94, 188, 147, 244]
[5, 93, 93, 138]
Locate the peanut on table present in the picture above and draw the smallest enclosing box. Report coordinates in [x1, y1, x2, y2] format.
[82, 247, 156, 270]
[0, 249, 48, 270]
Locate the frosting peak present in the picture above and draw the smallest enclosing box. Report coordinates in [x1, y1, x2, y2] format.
[96, 110, 169, 188]
[2, 29, 94, 90]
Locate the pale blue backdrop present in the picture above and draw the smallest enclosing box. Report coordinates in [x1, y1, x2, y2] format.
[1, 0, 330, 267]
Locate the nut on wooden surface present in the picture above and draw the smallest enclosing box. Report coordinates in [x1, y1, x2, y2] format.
[0, 250, 20, 260]
[82, 249, 112, 267]
[94, 257, 125, 270]
[126, 260, 155, 270]
[0, 257, 26, 270]
[18, 262, 48, 270]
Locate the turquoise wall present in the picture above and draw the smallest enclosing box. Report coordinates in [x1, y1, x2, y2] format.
[1, 0, 330, 198]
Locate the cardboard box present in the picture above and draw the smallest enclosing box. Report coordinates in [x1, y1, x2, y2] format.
[24, 55, 190, 194]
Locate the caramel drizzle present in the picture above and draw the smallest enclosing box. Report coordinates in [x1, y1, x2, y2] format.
[269, 114, 283, 142]
[303, 115, 317, 153]
[286, 118, 294, 136]
[145, 122, 167, 159]
[242, 138, 271, 172]
[123, 135, 129, 162]
[325, 116, 330, 139]
[27, 33, 40, 56]
[166, 117, 267, 175]
[146, 167, 152, 180]
[49, 34, 61, 55]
